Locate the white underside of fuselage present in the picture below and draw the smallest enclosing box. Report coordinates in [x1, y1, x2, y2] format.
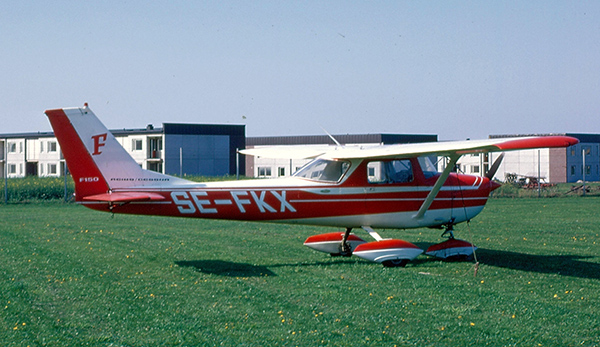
[273, 205, 485, 229]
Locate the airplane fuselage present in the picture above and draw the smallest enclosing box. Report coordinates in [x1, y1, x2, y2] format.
[81, 157, 497, 230]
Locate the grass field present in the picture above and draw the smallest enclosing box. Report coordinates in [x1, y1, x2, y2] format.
[1, 198, 599, 346]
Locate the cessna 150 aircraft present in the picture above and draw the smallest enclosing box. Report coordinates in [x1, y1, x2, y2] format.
[45, 105, 578, 267]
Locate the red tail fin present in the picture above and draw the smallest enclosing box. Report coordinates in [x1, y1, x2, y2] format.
[45, 108, 109, 200]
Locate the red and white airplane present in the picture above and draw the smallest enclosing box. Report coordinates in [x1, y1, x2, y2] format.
[45, 105, 578, 267]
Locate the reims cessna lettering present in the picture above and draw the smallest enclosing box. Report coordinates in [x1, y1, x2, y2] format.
[45, 105, 578, 267]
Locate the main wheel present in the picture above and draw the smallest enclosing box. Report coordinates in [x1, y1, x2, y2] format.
[381, 259, 408, 268]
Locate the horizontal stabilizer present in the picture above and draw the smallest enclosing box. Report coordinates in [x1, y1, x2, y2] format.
[83, 192, 166, 203]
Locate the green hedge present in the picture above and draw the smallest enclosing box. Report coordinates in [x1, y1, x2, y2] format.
[0, 176, 75, 202]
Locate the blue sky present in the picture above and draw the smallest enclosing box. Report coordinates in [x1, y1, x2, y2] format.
[1, 1, 599, 140]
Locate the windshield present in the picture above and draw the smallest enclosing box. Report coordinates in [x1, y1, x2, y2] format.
[293, 159, 350, 182]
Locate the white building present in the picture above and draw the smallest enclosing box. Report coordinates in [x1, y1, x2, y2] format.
[1, 123, 245, 179]
[0, 134, 64, 178]
[454, 134, 598, 183]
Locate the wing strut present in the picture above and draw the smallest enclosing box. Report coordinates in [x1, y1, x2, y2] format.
[414, 155, 460, 220]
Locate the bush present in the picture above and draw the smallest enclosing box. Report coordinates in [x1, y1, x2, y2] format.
[0, 176, 74, 203]
[491, 181, 600, 198]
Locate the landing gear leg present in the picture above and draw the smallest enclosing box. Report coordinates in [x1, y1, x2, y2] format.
[441, 218, 456, 239]
[339, 228, 353, 257]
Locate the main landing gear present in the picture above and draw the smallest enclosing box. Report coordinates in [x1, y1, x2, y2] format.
[303, 227, 423, 267]
[303, 223, 477, 267]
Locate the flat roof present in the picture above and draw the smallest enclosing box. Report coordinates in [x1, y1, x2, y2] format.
[0, 123, 245, 139]
[247, 134, 437, 146]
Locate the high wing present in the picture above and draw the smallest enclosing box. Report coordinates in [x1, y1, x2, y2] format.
[240, 136, 579, 160]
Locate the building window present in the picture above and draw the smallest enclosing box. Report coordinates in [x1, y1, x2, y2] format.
[48, 164, 57, 175]
[48, 141, 57, 152]
[258, 167, 272, 177]
[8, 164, 16, 174]
[278, 167, 285, 177]
[40, 142, 44, 153]
[571, 166, 576, 176]
[148, 137, 162, 158]
[581, 146, 591, 156]
[132, 139, 143, 151]
[8, 142, 17, 153]
[571, 148, 576, 156]
[148, 162, 163, 173]
[472, 165, 480, 174]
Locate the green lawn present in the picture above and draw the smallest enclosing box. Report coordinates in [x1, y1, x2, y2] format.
[0, 198, 599, 346]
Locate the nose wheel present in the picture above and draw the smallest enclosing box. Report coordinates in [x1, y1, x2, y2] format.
[426, 219, 477, 259]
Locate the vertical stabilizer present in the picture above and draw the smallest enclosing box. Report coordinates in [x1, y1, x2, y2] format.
[45, 105, 187, 200]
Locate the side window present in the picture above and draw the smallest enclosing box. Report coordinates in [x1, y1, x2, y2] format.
[367, 160, 413, 184]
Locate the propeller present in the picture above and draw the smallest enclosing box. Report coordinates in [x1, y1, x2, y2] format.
[485, 152, 505, 180]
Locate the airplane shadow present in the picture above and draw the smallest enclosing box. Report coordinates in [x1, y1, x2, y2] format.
[175, 260, 278, 277]
[474, 248, 600, 280]
[175, 258, 360, 277]
[176, 250, 600, 280]
[414, 242, 600, 280]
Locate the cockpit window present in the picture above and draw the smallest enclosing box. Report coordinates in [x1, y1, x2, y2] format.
[418, 156, 439, 179]
[293, 159, 350, 182]
[367, 159, 413, 184]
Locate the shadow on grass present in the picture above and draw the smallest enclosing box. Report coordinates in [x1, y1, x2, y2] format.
[175, 258, 362, 277]
[177, 250, 600, 280]
[175, 260, 277, 277]
[475, 249, 600, 280]
[415, 242, 600, 280]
